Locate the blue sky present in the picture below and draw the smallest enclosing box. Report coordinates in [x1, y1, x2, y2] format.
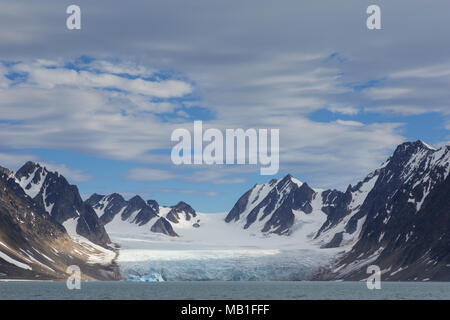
[0, 1, 449, 212]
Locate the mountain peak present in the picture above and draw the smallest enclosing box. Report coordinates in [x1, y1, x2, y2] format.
[0, 165, 13, 177]
[280, 174, 303, 187]
[128, 195, 146, 205]
[416, 140, 437, 151]
[397, 140, 436, 152]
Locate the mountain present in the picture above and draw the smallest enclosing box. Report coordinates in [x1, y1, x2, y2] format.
[1, 140, 448, 281]
[85, 194, 199, 237]
[15, 162, 110, 248]
[0, 165, 120, 280]
[225, 175, 321, 235]
[226, 140, 450, 281]
[316, 140, 450, 281]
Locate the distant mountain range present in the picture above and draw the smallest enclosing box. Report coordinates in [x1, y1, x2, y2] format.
[0, 140, 448, 281]
[85, 193, 198, 237]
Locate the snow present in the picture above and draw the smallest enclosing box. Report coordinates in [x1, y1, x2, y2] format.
[291, 191, 327, 241]
[110, 211, 337, 281]
[240, 181, 277, 220]
[334, 247, 385, 278]
[349, 174, 378, 211]
[315, 173, 378, 248]
[42, 185, 54, 215]
[0, 249, 32, 270]
[17, 167, 47, 198]
[290, 177, 303, 187]
[62, 218, 116, 265]
[62, 217, 79, 236]
[418, 140, 437, 151]
[103, 208, 147, 234]
[21, 250, 54, 272]
[390, 266, 407, 276]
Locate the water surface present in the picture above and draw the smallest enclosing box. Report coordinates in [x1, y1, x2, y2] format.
[0, 281, 448, 300]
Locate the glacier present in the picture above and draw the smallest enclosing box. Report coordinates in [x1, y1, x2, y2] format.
[110, 212, 339, 281]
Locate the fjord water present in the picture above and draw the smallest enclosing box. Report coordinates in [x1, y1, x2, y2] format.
[0, 281, 449, 300]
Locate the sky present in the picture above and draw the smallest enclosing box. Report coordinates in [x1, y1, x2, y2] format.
[0, 0, 449, 212]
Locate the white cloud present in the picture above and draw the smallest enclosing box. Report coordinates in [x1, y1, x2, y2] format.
[126, 168, 177, 181]
[0, 55, 436, 190]
[365, 87, 411, 100]
[88, 60, 155, 77]
[0, 59, 194, 163]
[328, 105, 359, 115]
[40, 162, 92, 182]
[365, 105, 448, 116]
[13, 62, 192, 98]
[335, 119, 364, 127]
[126, 165, 248, 185]
[391, 63, 450, 79]
[150, 188, 220, 197]
[0, 153, 91, 183]
[0, 152, 39, 170]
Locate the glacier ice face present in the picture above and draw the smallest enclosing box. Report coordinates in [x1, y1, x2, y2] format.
[117, 248, 334, 281]
[127, 273, 165, 282]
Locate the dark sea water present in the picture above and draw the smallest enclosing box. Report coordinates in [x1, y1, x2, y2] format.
[0, 281, 449, 300]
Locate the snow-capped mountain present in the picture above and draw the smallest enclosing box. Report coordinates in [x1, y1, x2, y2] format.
[1, 140, 448, 281]
[0, 165, 119, 281]
[14, 162, 111, 248]
[318, 140, 450, 281]
[226, 140, 450, 281]
[85, 194, 199, 237]
[225, 175, 322, 235]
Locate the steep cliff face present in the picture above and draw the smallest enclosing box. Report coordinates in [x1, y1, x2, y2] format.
[320, 141, 450, 281]
[0, 166, 120, 281]
[15, 162, 110, 248]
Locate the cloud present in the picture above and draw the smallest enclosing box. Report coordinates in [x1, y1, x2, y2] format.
[88, 60, 155, 77]
[12, 61, 192, 98]
[0, 0, 449, 193]
[0, 152, 91, 183]
[126, 168, 177, 181]
[40, 162, 92, 182]
[335, 120, 364, 127]
[149, 188, 220, 197]
[364, 88, 412, 100]
[327, 105, 359, 115]
[391, 63, 450, 79]
[125, 165, 248, 185]
[0, 152, 39, 170]
[0, 58, 194, 163]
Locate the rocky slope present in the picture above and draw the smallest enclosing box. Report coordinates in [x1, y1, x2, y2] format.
[0, 165, 120, 281]
[226, 141, 450, 281]
[15, 162, 110, 248]
[225, 175, 320, 235]
[317, 141, 450, 281]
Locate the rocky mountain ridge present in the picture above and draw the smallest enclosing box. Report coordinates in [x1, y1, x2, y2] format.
[225, 140, 450, 280]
